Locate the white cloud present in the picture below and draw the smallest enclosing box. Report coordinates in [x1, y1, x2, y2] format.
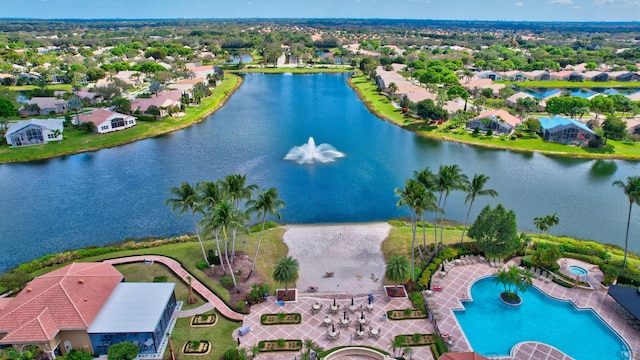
[515, 1, 525, 5]
[593, 0, 614, 4]
[550, 0, 573, 3]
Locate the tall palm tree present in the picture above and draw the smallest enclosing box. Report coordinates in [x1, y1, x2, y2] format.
[533, 216, 548, 242]
[201, 201, 248, 292]
[612, 176, 640, 267]
[395, 179, 427, 281]
[544, 213, 559, 241]
[197, 180, 227, 274]
[435, 165, 468, 253]
[414, 167, 437, 250]
[460, 174, 498, 244]
[165, 182, 209, 267]
[246, 187, 285, 279]
[223, 174, 258, 262]
[273, 256, 299, 290]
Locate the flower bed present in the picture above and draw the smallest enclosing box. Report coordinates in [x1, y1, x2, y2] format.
[384, 285, 408, 299]
[395, 334, 436, 347]
[257, 339, 302, 352]
[275, 288, 297, 303]
[499, 292, 522, 306]
[182, 340, 211, 355]
[387, 309, 427, 320]
[191, 312, 217, 327]
[260, 313, 302, 325]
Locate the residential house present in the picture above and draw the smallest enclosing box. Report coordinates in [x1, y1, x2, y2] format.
[131, 90, 182, 117]
[505, 92, 546, 111]
[462, 78, 505, 98]
[501, 70, 529, 82]
[582, 71, 609, 82]
[4, 119, 64, 147]
[525, 70, 551, 81]
[538, 115, 597, 145]
[550, 70, 582, 81]
[77, 109, 136, 134]
[169, 77, 208, 94]
[475, 70, 502, 81]
[375, 64, 437, 103]
[0, 262, 177, 357]
[625, 118, 640, 135]
[185, 63, 224, 79]
[466, 109, 522, 134]
[20, 97, 67, 115]
[0, 73, 14, 85]
[627, 92, 640, 101]
[608, 71, 640, 82]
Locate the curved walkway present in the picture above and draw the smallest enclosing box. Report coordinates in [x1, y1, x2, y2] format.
[104, 255, 244, 321]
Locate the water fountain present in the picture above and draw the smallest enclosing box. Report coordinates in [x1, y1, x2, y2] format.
[284, 137, 345, 164]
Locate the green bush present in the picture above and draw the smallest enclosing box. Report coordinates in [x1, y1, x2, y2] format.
[207, 249, 221, 265]
[236, 301, 245, 310]
[220, 275, 234, 288]
[617, 267, 640, 286]
[388, 219, 405, 227]
[196, 260, 208, 270]
[418, 270, 431, 289]
[438, 247, 458, 261]
[107, 342, 139, 360]
[434, 336, 447, 355]
[563, 252, 602, 265]
[248, 221, 279, 233]
[432, 258, 443, 267]
[552, 277, 573, 288]
[600, 264, 619, 286]
[152, 276, 167, 283]
[408, 291, 426, 314]
[222, 348, 242, 360]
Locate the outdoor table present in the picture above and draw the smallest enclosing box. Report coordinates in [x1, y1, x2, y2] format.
[329, 331, 337, 339]
[370, 329, 379, 336]
[356, 330, 365, 338]
[358, 318, 367, 325]
[313, 303, 321, 310]
[348, 304, 357, 313]
[330, 305, 339, 313]
[323, 317, 332, 326]
[454, 259, 461, 265]
[366, 303, 374, 311]
[340, 318, 349, 327]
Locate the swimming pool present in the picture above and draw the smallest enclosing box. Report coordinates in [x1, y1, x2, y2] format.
[454, 277, 629, 359]
[569, 265, 588, 276]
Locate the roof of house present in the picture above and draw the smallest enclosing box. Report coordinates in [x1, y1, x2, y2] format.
[6, 119, 64, 136]
[77, 109, 135, 127]
[608, 285, 640, 321]
[537, 115, 595, 134]
[628, 92, 640, 101]
[0, 263, 123, 344]
[582, 71, 607, 78]
[551, 70, 575, 78]
[131, 90, 182, 112]
[87, 283, 175, 333]
[28, 97, 66, 109]
[524, 70, 549, 77]
[472, 109, 521, 127]
[506, 92, 535, 103]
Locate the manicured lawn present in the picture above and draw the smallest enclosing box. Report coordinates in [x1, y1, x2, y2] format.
[6, 84, 73, 91]
[168, 311, 241, 360]
[0, 74, 240, 164]
[495, 80, 640, 88]
[382, 226, 465, 260]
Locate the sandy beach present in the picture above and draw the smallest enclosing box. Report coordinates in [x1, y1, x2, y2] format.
[283, 222, 392, 297]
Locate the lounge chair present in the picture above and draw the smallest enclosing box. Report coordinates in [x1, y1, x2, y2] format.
[545, 273, 553, 283]
[539, 270, 546, 280]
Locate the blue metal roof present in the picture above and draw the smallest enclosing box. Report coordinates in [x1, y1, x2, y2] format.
[537, 116, 595, 135]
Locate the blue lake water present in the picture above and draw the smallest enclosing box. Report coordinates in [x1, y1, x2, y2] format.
[454, 277, 629, 359]
[0, 73, 640, 272]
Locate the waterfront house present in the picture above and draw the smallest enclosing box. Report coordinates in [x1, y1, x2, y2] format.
[0, 262, 177, 358]
[77, 109, 136, 134]
[505, 92, 546, 111]
[501, 70, 529, 82]
[538, 115, 596, 145]
[466, 109, 521, 134]
[582, 71, 609, 82]
[550, 70, 582, 81]
[525, 70, 551, 81]
[131, 90, 182, 117]
[608, 71, 640, 82]
[4, 119, 63, 147]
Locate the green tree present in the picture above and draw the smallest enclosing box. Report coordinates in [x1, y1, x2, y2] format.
[602, 115, 627, 141]
[468, 204, 519, 258]
[198, 180, 228, 275]
[516, 97, 538, 119]
[533, 215, 548, 241]
[494, 265, 533, 301]
[273, 256, 299, 290]
[0, 97, 17, 119]
[246, 187, 284, 279]
[385, 255, 410, 288]
[531, 246, 562, 268]
[0, 269, 33, 292]
[543, 213, 559, 241]
[223, 174, 257, 262]
[590, 95, 614, 121]
[434, 165, 468, 253]
[149, 81, 162, 97]
[112, 97, 131, 114]
[67, 97, 83, 125]
[525, 118, 541, 133]
[612, 176, 640, 267]
[107, 342, 139, 360]
[460, 174, 498, 244]
[447, 85, 470, 111]
[413, 167, 439, 251]
[165, 182, 209, 267]
[395, 178, 428, 280]
[416, 99, 448, 121]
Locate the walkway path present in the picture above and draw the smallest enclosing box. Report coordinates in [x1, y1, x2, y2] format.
[172, 302, 215, 318]
[104, 255, 244, 321]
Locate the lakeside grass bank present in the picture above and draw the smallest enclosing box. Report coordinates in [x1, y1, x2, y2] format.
[229, 65, 355, 74]
[347, 74, 640, 160]
[0, 74, 242, 164]
[495, 80, 640, 88]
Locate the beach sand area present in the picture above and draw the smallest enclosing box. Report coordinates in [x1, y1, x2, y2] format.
[283, 222, 392, 297]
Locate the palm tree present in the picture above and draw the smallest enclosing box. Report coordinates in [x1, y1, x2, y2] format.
[223, 174, 258, 262]
[435, 165, 468, 253]
[197, 180, 228, 274]
[533, 216, 548, 242]
[246, 187, 285, 279]
[612, 176, 640, 267]
[201, 201, 248, 292]
[395, 179, 427, 281]
[250, 345, 261, 359]
[544, 213, 559, 241]
[389, 335, 406, 357]
[414, 167, 437, 250]
[385, 255, 410, 289]
[273, 256, 299, 290]
[67, 97, 83, 126]
[166, 182, 209, 267]
[460, 174, 498, 244]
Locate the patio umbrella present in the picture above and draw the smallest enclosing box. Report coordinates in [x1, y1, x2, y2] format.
[368, 296, 371, 305]
[333, 298, 336, 306]
[344, 311, 347, 320]
[332, 324, 335, 333]
[351, 298, 354, 306]
[359, 323, 363, 332]
[361, 312, 365, 319]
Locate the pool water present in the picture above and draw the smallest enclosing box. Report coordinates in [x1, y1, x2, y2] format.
[569, 265, 588, 276]
[454, 277, 629, 359]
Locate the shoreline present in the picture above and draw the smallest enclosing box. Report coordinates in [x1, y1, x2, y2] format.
[346, 75, 640, 161]
[0, 74, 243, 164]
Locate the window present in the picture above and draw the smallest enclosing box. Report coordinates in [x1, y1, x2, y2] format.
[101, 125, 109, 131]
[129, 120, 135, 124]
[47, 133, 56, 139]
[25, 128, 43, 144]
[111, 117, 125, 128]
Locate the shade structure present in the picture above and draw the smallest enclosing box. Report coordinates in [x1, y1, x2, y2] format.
[608, 285, 640, 320]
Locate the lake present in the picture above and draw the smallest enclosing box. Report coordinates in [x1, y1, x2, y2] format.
[0, 73, 639, 272]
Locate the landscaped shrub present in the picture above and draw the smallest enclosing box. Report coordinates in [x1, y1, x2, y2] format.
[552, 277, 573, 288]
[408, 291, 426, 313]
[600, 264, 619, 286]
[434, 336, 447, 355]
[222, 348, 243, 360]
[563, 252, 602, 265]
[107, 342, 139, 360]
[249, 221, 278, 233]
[220, 275, 233, 288]
[438, 247, 458, 261]
[196, 260, 208, 270]
[418, 269, 431, 289]
[617, 267, 640, 286]
[153, 276, 167, 283]
[388, 219, 405, 227]
[486, 129, 493, 136]
[236, 301, 245, 310]
[207, 249, 220, 265]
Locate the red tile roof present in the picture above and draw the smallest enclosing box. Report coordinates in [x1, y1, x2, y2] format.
[0, 263, 122, 344]
[77, 109, 134, 127]
[472, 109, 521, 127]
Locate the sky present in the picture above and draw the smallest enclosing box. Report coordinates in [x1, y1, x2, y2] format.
[0, 0, 639, 22]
